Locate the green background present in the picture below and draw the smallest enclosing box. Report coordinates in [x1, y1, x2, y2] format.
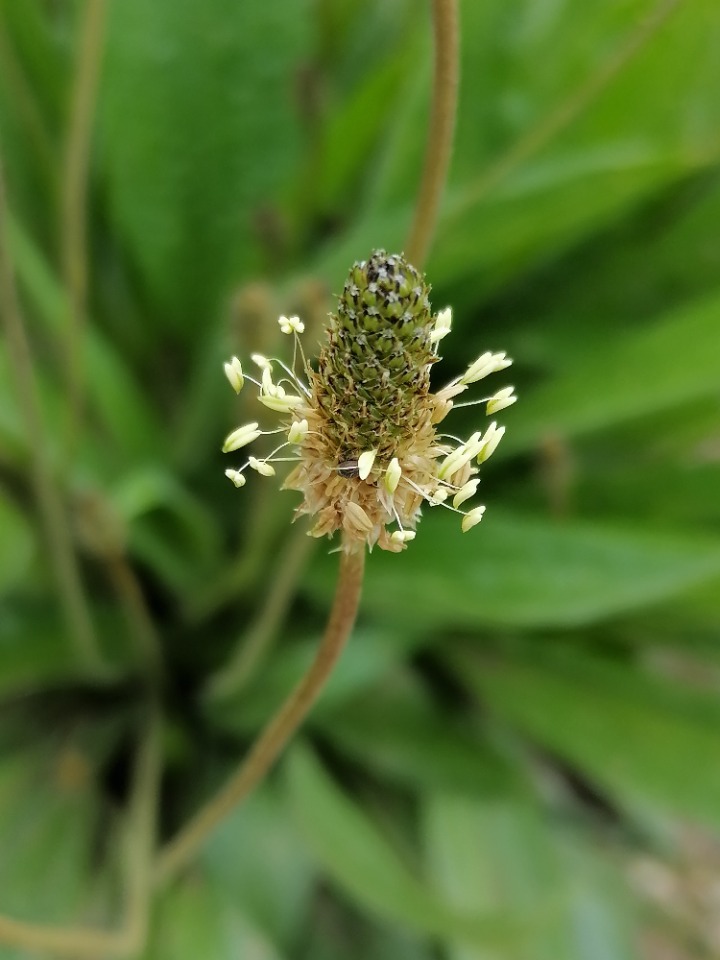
[1, 0, 720, 956]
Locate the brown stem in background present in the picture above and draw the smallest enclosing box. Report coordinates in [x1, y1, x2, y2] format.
[0, 157, 104, 673]
[154, 544, 365, 887]
[443, 0, 683, 226]
[405, 0, 459, 267]
[62, 0, 108, 454]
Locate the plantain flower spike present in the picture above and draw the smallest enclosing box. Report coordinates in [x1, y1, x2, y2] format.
[222, 250, 515, 553]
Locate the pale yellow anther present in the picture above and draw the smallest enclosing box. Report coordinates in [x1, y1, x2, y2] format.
[222, 423, 261, 453]
[461, 506, 486, 532]
[429, 306, 452, 343]
[248, 456, 276, 477]
[461, 351, 513, 386]
[259, 393, 303, 413]
[261, 366, 276, 393]
[428, 487, 449, 506]
[486, 386, 517, 416]
[390, 529, 416, 544]
[452, 479, 480, 509]
[358, 449, 377, 481]
[384, 458, 402, 493]
[224, 468, 247, 488]
[223, 356, 244, 393]
[476, 422, 505, 463]
[251, 353, 272, 371]
[438, 432, 483, 480]
[288, 419, 309, 444]
[278, 314, 305, 335]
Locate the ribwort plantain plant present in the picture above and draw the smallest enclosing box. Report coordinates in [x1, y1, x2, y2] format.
[0, 0, 515, 951]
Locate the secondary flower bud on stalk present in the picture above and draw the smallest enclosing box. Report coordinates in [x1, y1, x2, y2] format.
[222, 250, 516, 551]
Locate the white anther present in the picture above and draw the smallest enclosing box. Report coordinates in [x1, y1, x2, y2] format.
[486, 386, 517, 415]
[222, 422, 261, 453]
[452, 479, 480, 509]
[384, 458, 402, 493]
[248, 456, 276, 477]
[357, 449, 377, 481]
[223, 356, 244, 393]
[288, 419, 309, 444]
[461, 506, 486, 532]
[224, 468, 247, 488]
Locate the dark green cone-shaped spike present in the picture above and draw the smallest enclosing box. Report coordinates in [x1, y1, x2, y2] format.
[312, 251, 436, 462]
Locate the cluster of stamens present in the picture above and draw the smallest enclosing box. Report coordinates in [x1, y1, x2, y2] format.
[222, 252, 516, 553]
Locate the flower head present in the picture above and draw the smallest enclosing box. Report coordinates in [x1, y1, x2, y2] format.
[222, 250, 515, 552]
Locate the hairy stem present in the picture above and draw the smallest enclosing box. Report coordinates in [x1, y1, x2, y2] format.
[405, 0, 459, 267]
[0, 157, 104, 673]
[154, 544, 365, 886]
[62, 0, 108, 454]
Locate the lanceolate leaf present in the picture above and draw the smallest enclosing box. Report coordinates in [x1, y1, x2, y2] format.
[286, 743, 530, 950]
[507, 290, 720, 452]
[455, 650, 720, 830]
[306, 511, 720, 630]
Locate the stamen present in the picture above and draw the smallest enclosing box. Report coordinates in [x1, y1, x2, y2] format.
[223, 356, 244, 393]
[288, 419, 309, 444]
[429, 306, 452, 344]
[358, 449, 377, 481]
[224, 468, 246, 488]
[486, 386, 517, 415]
[391, 530, 416, 544]
[251, 353, 272, 371]
[278, 315, 305, 335]
[461, 505, 486, 532]
[453, 479, 480, 508]
[222, 423, 261, 453]
[248, 456, 276, 477]
[384, 458, 402, 493]
[477, 422, 505, 463]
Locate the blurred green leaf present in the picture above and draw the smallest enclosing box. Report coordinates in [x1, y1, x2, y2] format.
[286, 742, 528, 949]
[0, 746, 106, 929]
[0, 490, 33, 596]
[7, 215, 166, 464]
[200, 784, 314, 949]
[99, 0, 311, 329]
[112, 467, 222, 588]
[0, 609, 78, 699]
[317, 1, 720, 295]
[424, 793, 636, 960]
[507, 290, 720, 452]
[456, 649, 720, 829]
[146, 880, 288, 960]
[306, 510, 720, 630]
[324, 678, 515, 795]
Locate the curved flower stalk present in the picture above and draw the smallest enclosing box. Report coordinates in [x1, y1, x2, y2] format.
[223, 249, 516, 552]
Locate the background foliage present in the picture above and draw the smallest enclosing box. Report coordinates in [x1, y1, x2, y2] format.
[1, 0, 720, 957]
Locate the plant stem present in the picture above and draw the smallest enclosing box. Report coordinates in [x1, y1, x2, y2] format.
[0, 157, 105, 674]
[0, 707, 161, 958]
[154, 544, 365, 887]
[442, 0, 683, 227]
[405, 0, 459, 267]
[63, 0, 108, 454]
